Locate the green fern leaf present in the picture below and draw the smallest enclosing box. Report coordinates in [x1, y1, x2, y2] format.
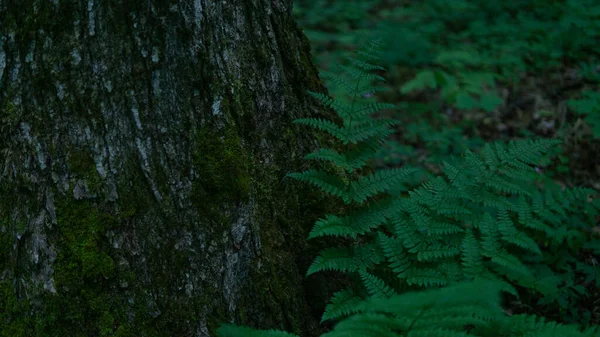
[393, 215, 424, 253]
[337, 64, 385, 82]
[354, 243, 386, 270]
[306, 246, 359, 276]
[345, 56, 386, 71]
[343, 119, 399, 144]
[350, 102, 397, 119]
[308, 199, 395, 239]
[321, 288, 364, 323]
[359, 270, 397, 299]
[479, 212, 503, 255]
[461, 229, 485, 279]
[349, 167, 417, 203]
[307, 214, 352, 239]
[417, 243, 460, 262]
[407, 268, 449, 287]
[489, 251, 532, 278]
[293, 117, 347, 141]
[322, 313, 402, 337]
[497, 210, 542, 255]
[317, 72, 356, 95]
[378, 232, 411, 277]
[428, 221, 465, 235]
[286, 170, 349, 202]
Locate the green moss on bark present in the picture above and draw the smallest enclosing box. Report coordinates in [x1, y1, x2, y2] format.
[191, 124, 251, 218]
[0, 280, 33, 337]
[53, 199, 117, 284]
[39, 199, 120, 336]
[66, 150, 103, 194]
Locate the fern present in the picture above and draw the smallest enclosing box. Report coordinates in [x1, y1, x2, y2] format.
[297, 42, 599, 331]
[307, 198, 396, 239]
[320, 288, 364, 323]
[218, 40, 600, 337]
[219, 280, 598, 337]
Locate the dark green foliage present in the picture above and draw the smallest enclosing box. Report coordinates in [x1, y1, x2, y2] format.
[220, 280, 600, 337]
[218, 40, 600, 337]
[295, 0, 600, 175]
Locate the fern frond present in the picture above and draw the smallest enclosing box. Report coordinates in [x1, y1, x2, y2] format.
[442, 160, 477, 189]
[496, 210, 542, 255]
[286, 170, 348, 201]
[407, 268, 449, 287]
[489, 251, 532, 278]
[345, 56, 386, 71]
[356, 85, 390, 97]
[476, 273, 519, 297]
[482, 143, 500, 169]
[303, 139, 387, 173]
[317, 72, 356, 94]
[293, 117, 354, 143]
[348, 102, 397, 120]
[302, 148, 349, 168]
[516, 196, 553, 234]
[437, 260, 464, 282]
[417, 243, 460, 262]
[506, 139, 562, 166]
[306, 246, 359, 276]
[415, 303, 499, 328]
[428, 221, 465, 235]
[500, 314, 600, 337]
[393, 215, 425, 253]
[473, 189, 517, 210]
[306, 91, 357, 120]
[349, 167, 417, 203]
[307, 214, 351, 239]
[321, 313, 402, 337]
[358, 278, 503, 317]
[461, 229, 485, 279]
[306, 244, 385, 276]
[479, 213, 503, 255]
[337, 64, 385, 82]
[308, 198, 398, 239]
[359, 270, 397, 299]
[378, 232, 412, 277]
[344, 138, 386, 170]
[354, 242, 386, 270]
[484, 174, 531, 196]
[343, 119, 398, 144]
[321, 288, 364, 323]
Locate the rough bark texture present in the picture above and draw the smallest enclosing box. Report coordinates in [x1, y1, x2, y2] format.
[0, 1, 337, 336]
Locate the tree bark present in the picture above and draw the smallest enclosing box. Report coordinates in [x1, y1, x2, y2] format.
[0, 1, 334, 336]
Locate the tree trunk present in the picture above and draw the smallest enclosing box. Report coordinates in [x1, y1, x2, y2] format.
[0, 1, 334, 336]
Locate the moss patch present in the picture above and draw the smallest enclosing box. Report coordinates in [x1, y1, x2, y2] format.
[53, 200, 117, 283]
[38, 199, 120, 336]
[0, 280, 34, 337]
[66, 150, 103, 194]
[191, 124, 251, 220]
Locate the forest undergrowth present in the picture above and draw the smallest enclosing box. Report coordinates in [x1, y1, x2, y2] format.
[217, 1, 600, 336]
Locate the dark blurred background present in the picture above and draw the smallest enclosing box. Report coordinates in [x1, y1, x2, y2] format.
[294, 0, 600, 188]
